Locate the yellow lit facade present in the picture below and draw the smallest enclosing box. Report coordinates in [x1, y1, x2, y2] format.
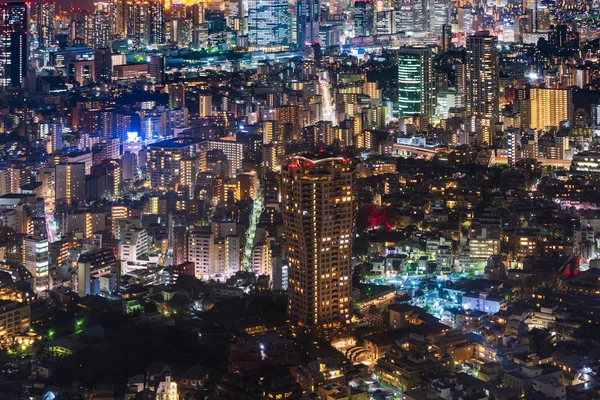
[282, 154, 356, 328]
[469, 238, 500, 259]
[147, 138, 200, 192]
[529, 88, 573, 131]
[263, 120, 279, 145]
[110, 205, 130, 238]
[516, 235, 538, 259]
[466, 32, 499, 119]
[0, 302, 30, 346]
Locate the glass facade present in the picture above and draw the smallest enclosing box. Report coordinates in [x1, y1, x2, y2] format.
[398, 48, 434, 118]
[248, 0, 290, 49]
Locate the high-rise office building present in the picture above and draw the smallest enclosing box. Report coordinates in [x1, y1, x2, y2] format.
[524, 0, 539, 31]
[226, 0, 243, 32]
[431, 0, 449, 38]
[282, 153, 356, 328]
[394, 0, 427, 33]
[148, 0, 166, 46]
[536, 3, 552, 31]
[466, 31, 499, 119]
[549, 25, 579, 52]
[126, 0, 157, 49]
[375, 10, 394, 36]
[441, 24, 452, 52]
[394, 6, 411, 33]
[397, 47, 435, 118]
[190, 4, 208, 50]
[0, 2, 27, 88]
[70, 9, 87, 45]
[354, 0, 375, 37]
[248, 0, 290, 49]
[414, 0, 428, 32]
[88, 12, 111, 48]
[457, 6, 473, 43]
[297, 0, 319, 49]
[110, 0, 126, 38]
[38, 1, 56, 48]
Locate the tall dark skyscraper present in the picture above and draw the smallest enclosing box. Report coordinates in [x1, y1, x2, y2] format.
[549, 25, 580, 52]
[38, 1, 56, 48]
[466, 31, 499, 119]
[124, 0, 165, 49]
[297, 0, 319, 49]
[282, 153, 356, 328]
[95, 48, 113, 83]
[441, 24, 452, 52]
[354, 0, 374, 37]
[0, 2, 28, 88]
[148, 0, 166, 46]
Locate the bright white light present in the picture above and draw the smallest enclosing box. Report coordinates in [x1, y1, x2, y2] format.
[127, 132, 139, 142]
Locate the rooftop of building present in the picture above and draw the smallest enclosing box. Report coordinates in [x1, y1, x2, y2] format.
[505, 364, 561, 381]
[179, 364, 210, 381]
[388, 303, 426, 314]
[0, 300, 25, 312]
[532, 375, 565, 388]
[567, 380, 600, 395]
[148, 138, 201, 148]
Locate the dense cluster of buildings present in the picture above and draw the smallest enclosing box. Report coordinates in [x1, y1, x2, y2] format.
[0, 0, 600, 398]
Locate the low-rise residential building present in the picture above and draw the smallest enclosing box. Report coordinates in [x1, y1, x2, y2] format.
[462, 292, 507, 314]
[532, 376, 566, 400]
[298, 358, 346, 392]
[376, 334, 453, 391]
[0, 300, 30, 344]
